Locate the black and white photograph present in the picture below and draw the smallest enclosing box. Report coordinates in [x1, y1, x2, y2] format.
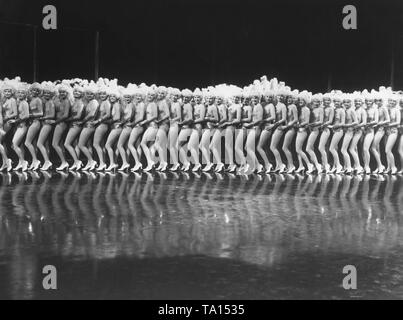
[1, 0, 403, 305]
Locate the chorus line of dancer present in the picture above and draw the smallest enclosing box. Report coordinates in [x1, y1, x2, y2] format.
[1, 76, 402, 174]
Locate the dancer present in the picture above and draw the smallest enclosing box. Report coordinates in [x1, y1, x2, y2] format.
[270, 90, 288, 173]
[281, 92, 298, 173]
[234, 93, 252, 173]
[295, 92, 312, 173]
[128, 88, 146, 172]
[117, 87, 135, 171]
[78, 85, 100, 171]
[140, 87, 159, 171]
[53, 84, 72, 171]
[11, 84, 30, 171]
[318, 93, 335, 173]
[306, 94, 324, 173]
[105, 88, 123, 171]
[201, 92, 218, 172]
[371, 92, 390, 174]
[223, 91, 242, 173]
[25, 83, 43, 171]
[362, 92, 378, 174]
[349, 93, 367, 174]
[37, 84, 56, 170]
[64, 85, 85, 170]
[92, 86, 111, 171]
[177, 89, 193, 172]
[0, 82, 18, 172]
[188, 88, 205, 172]
[328, 94, 346, 174]
[385, 93, 401, 174]
[244, 92, 263, 173]
[168, 88, 182, 171]
[340, 95, 358, 174]
[210, 91, 227, 173]
[154, 87, 170, 171]
[256, 91, 276, 173]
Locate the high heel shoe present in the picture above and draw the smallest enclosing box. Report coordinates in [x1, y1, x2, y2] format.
[40, 161, 53, 171]
[215, 163, 225, 173]
[105, 163, 118, 172]
[265, 164, 273, 174]
[169, 163, 180, 172]
[144, 162, 155, 172]
[57, 162, 69, 171]
[256, 164, 264, 174]
[75, 160, 83, 171]
[118, 163, 130, 171]
[30, 160, 41, 171]
[227, 164, 237, 173]
[335, 166, 344, 174]
[306, 164, 315, 174]
[192, 163, 202, 172]
[21, 161, 29, 172]
[202, 163, 213, 172]
[159, 162, 168, 172]
[96, 163, 107, 172]
[131, 163, 143, 172]
[295, 167, 305, 174]
[6, 159, 13, 172]
[181, 163, 191, 172]
[286, 166, 296, 174]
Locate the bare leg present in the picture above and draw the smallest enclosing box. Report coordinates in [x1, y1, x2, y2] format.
[282, 128, 295, 171]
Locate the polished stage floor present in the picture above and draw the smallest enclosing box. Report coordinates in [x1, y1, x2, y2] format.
[0, 171, 402, 299]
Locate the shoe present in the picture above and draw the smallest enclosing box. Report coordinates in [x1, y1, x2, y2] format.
[40, 161, 53, 171]
[256, 164, 264, 174]
[144, 162, 155, 172]
[181, 163, 191, 172]
[56, 162, 69, 171]
[345, 168, 353, 175]
[278, 164, 286, 174]
[13, 162, 22, 171]
[105, 163, 118, 172]
[21, 161, 29, 172]
[242, 163, 250, 174]
[227, 164, 237, 173]
[295, 166, 305, 174]
[378, 166, 385, 174]
[96, 163, 107, 172]
[118, 163, 130, 171]
[88, 161, 97, 171]
[364, 167, 371, 175]
[30, 160, 41, 171]
[75, 160, 83, 171]
[316, 164, 322, 173]
[286, 166, 296, 174]
[6, 159, 13, 172]
[192, 163, 202, 172]
[335, 166, 344, 174]
[202, 163, 213, 172]
[215, 163, 224, 173]
[355, 167, 364, 175]
[265, 164, 273, 174]
[131, 163, 143, 172]
[391, 167, 398, 175]
[169, 163, 180, 172]
[307, 164, 315, 174]
[159, 162, 168, 172]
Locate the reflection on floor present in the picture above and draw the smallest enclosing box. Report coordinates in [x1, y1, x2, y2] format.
[0, 172, 402, 299]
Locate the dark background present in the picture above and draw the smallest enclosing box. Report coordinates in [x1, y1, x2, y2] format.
[1, 0, 403, 92]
